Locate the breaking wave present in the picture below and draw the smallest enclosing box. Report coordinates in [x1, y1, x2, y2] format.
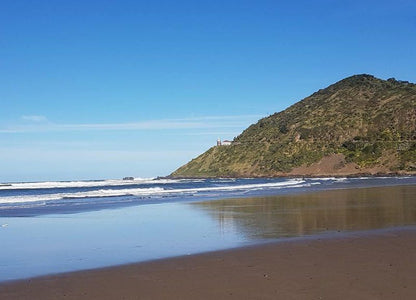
[0, 179, 305, 204]
[0, 178, 185, 190]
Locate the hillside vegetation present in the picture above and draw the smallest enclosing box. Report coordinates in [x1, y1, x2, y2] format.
[171, 75, 416, 177]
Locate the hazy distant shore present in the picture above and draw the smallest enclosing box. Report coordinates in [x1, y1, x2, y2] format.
[1, 227, 415, 299]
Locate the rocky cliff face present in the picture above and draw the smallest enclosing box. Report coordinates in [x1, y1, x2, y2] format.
[171, 75, 416, 177]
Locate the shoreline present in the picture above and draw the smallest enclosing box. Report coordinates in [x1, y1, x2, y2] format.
[165, 173, 416, 180]
[2, 226, 416, 299]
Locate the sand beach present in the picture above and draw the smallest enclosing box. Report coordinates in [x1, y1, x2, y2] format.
[1, 227, 415, 299]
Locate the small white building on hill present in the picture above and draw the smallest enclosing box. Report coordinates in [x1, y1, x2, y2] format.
[217, 139, 232, 146]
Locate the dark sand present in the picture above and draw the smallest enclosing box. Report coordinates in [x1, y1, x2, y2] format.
[1, 227, 416, 299]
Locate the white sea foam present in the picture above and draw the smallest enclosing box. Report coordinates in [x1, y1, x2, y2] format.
[309, 177, 348, 181]
[333, 177, 348, 182]
[354, 176, 392, 180]
[168, 179, 305, 193]
[0, 178, 183, 190]
[0, 187, 166, 204]
[0, 179, 305, 205]
[309, 177, 337, 181]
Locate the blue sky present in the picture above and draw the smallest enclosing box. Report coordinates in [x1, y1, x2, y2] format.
[1, 0, 415, 182]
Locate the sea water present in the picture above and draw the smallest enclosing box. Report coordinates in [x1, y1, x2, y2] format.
[0, 177, 415, 281]
[1, 176, 415, 216]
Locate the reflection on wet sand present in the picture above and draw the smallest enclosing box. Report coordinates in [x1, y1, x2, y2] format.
[191, 185, 416, 240]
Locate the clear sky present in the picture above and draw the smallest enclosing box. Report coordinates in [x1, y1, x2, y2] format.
[1, 0, 415, 182]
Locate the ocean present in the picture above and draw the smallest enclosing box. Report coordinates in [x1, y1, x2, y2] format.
[1, 176, 415, 217]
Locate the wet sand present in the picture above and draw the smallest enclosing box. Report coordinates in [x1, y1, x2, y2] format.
[1, 227, 416, 299]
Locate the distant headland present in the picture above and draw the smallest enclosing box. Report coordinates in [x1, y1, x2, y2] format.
[171, 74, 416, 178]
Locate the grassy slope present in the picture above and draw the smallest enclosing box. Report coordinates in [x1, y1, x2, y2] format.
[171, 75, 416, 177]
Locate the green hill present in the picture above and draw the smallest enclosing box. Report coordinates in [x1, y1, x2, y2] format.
[171, 74, 416, 178]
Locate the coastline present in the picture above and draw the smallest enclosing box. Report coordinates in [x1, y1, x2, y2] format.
[165, 173, 416, 179]
[1, 226, 416, 299]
